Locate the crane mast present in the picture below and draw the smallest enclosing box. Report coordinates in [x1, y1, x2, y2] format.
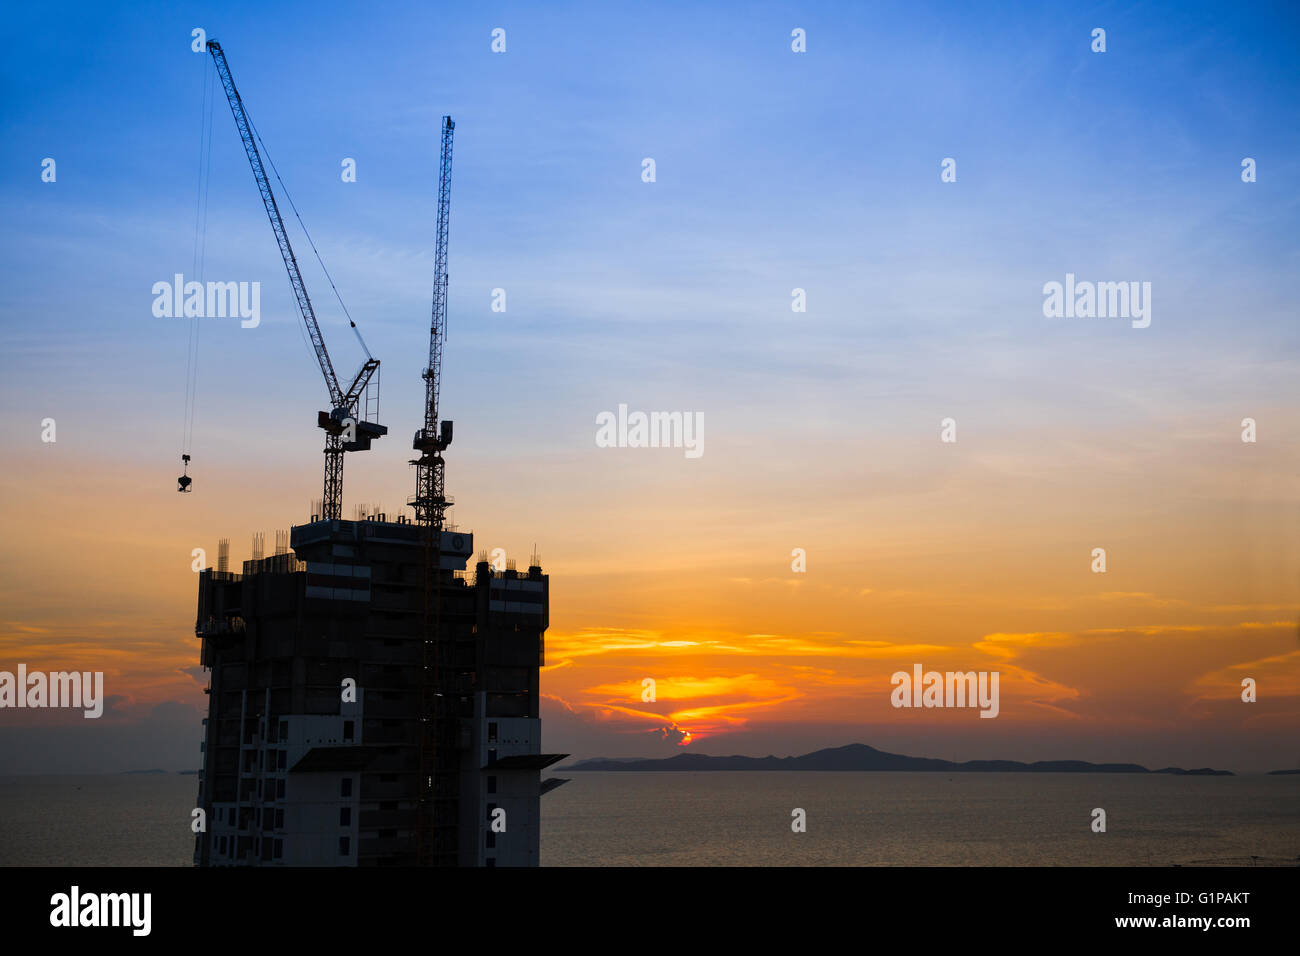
[207, 39, 384, 520]
[412, 115, 455, 865]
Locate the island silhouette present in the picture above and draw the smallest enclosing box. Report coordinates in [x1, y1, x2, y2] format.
[564, 743, 1233, 775]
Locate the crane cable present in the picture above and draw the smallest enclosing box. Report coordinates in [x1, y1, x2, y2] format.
[181, 55, 216, 459]
[245, 113, 372, 361]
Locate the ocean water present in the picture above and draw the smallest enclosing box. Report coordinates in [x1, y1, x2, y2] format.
[0, 774, 199, 867]
[1, 771, 1296, 866]
[539, 772, 1300, 867]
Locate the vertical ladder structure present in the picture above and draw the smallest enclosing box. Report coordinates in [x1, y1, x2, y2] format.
[411, 116, 456, 865]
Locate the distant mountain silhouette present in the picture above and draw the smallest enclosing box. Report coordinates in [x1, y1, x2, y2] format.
[1267, 768, 1300, 775]
[565, 743, 1233, 775]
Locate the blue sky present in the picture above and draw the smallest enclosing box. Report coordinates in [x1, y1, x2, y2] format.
[4, 2, 1298, 448]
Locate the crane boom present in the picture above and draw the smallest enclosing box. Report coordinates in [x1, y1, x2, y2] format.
[425, 116, 454, 449]
[207, 40, 384, 520]
[207, 40, 342, 405]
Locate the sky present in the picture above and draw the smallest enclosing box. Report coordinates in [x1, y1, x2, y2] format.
[1, 0, 1298, 773]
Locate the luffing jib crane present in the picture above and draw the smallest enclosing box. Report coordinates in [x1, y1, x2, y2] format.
[208, 39, 386, 520]
[412, 115, 455, 865]
[411, 116, 455, 529]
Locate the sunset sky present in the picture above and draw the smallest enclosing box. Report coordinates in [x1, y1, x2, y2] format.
[2, 0, 1298, 773]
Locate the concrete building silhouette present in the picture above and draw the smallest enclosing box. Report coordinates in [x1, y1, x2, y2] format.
[192, 516, 565, 866]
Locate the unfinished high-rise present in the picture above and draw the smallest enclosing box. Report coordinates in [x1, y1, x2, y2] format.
[189, 46, 557, 866]
[192, 517, 564, 866]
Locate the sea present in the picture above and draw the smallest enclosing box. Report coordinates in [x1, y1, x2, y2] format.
[1, 771, 1296, 866]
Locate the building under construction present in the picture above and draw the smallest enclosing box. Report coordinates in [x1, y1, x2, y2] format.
[188, 42, 563, 867]
[192, 520, 563, 866]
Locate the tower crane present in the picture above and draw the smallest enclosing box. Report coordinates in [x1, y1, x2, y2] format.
[208, 39, 386, 520]
[412, 115, 455, 865]
[410, 116, 455, 536]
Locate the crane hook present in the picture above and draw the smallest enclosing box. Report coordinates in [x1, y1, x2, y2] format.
[178, 454, 193, 493]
